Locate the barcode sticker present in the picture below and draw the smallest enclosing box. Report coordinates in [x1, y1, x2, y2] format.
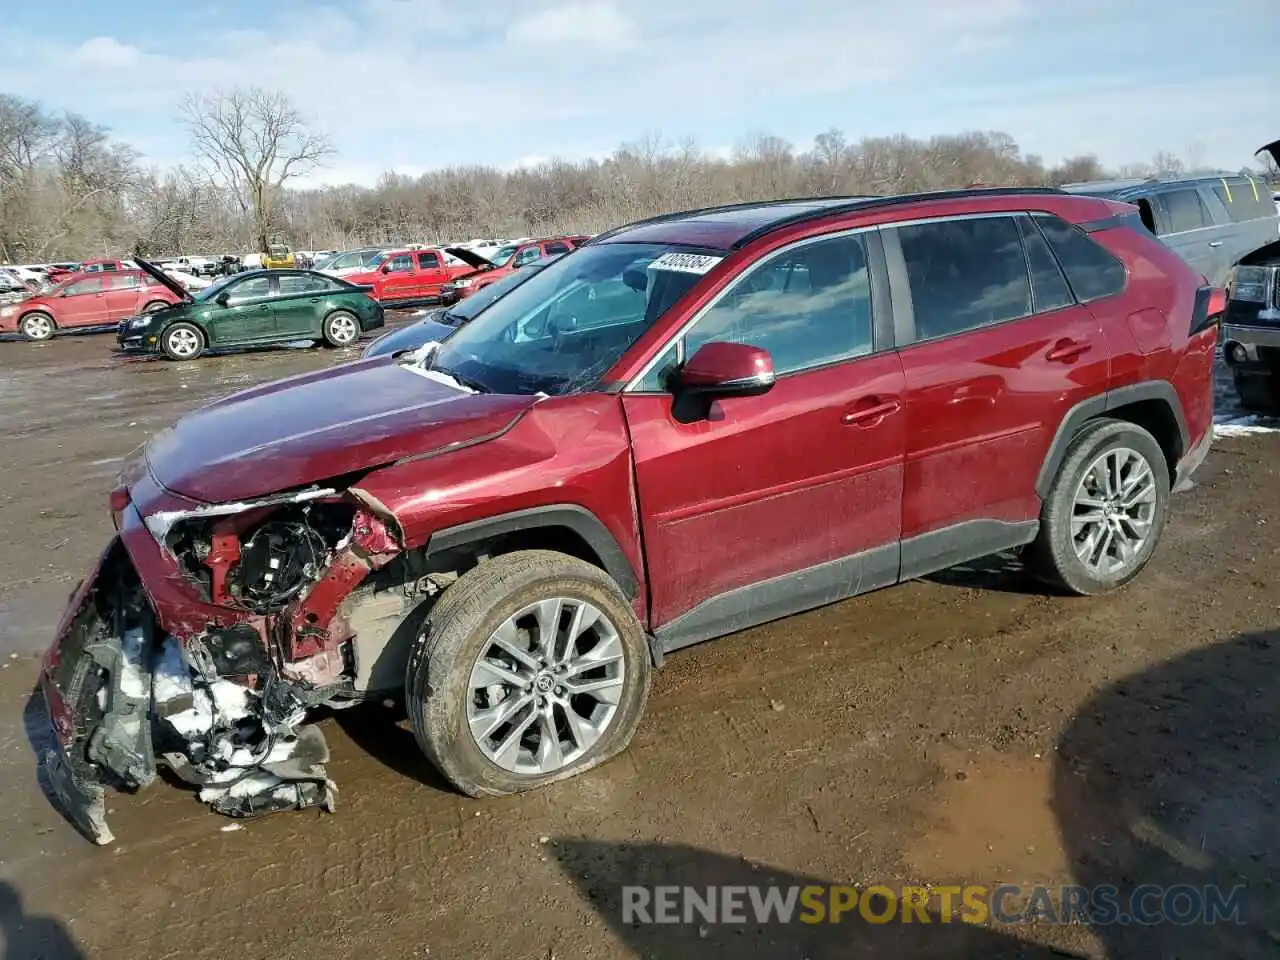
[648, 252, 723, 275]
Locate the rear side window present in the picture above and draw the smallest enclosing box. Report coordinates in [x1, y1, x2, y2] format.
[417, 252, 440, 269]
[1211, 179, 1275, 223]
[1152, 189, 1211, 234]
[1016, 216, 1073, 313]
[1034, 214, 1126, 303]
[896, 215, 1031, 340]
[277, 274, 328, 295]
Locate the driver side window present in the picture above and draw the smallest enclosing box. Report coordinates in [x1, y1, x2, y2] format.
[387, 254, 413, 272]
[227, 276, 272, 303]
[633, 232, 875, 391]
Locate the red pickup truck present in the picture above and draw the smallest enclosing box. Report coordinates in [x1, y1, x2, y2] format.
[440, 235, 590, 303]
[343, 248, 490, 307]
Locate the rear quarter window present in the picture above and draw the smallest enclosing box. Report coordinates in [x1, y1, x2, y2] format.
[1153, 189, 1212, 234]
[1033, 214, 1127, 303]
[1211, 179, 1276, 223]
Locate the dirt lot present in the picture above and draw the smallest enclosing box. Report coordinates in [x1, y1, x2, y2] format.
[1, 328, 1279, 959]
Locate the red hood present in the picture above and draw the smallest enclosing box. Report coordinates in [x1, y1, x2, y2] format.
[143, 357, 535, 503]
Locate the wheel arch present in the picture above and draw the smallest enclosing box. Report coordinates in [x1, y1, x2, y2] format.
[1036, 382, 1189, 498]
[422, 504, 640, 600]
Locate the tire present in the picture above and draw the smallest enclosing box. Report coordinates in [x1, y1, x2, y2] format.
[19, 312, 55, 342]
[142, 300, 169, 314]
[322, 310, 360, 347]
[406, 550, 651, 797]
[1232, 369, 1280, 416]
[161, 322, 205, 361]
[1026, 418, 1170, 596]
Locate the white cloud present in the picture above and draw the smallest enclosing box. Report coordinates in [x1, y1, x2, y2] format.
[72, 37, 140, 69]
[507, 2, 638, 49]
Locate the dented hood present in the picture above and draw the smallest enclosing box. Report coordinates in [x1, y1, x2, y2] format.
[144, 358, 535, 504]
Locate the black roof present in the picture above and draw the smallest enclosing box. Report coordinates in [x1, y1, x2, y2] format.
[591, 187, 1068, 250]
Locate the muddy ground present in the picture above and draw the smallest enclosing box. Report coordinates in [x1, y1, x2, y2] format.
[1, 327, 1278, 959]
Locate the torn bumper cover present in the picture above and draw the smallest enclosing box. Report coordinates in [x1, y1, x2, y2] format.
[38, 490, 398, 845]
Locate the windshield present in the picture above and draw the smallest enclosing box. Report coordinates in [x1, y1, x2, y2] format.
[430, 242, 713, 396]
[447, 265, 544, 320]
[489, 245, 519, 266]
[193, 274, 240, 302]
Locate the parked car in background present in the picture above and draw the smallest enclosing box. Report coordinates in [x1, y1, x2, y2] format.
[79, 258, 133, 274]
[441, 235, 588, 303]
[1062, 166, 1278, 285]
[44, 262, 80, 284]
[315, 248, 389, 278]
[361, 254, 562, 359]
[0, 269, 184, 341]
[117, 261, 384, 360]
[342, 247, 489, 307]
[1221, 244, 1280, 414]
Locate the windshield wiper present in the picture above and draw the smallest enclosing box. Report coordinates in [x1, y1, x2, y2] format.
[431, 360, 488, 393]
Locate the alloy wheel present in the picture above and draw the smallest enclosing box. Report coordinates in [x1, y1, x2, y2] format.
[22, 316, 52, 340]
[1071, 446, 1157, 576]
[167, 327, 201, 358]
[467, 597, 626, 775]
[329, 314, 358, 343]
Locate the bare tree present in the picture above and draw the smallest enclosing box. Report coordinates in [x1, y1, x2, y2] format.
[180, 87, 332, 252]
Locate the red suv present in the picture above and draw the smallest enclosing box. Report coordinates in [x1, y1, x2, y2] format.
[1, 269, 183, 341]
[39, 188, 1219, 843]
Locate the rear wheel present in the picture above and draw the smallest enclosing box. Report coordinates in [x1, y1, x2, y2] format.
[19, 312, 55, 342]
[1232, 369, 1280, 416]
[1027, 418, 1170, 596]
[322, 310, 360, 347]
[407, 550, 651, 797]
[161, 322, 205, 361]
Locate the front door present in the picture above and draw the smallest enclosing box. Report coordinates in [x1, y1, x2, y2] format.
[55, 276, 108, 327]
[378, 253, 416, 302]
[209, 274, 277, 344]
[273, 273, 330, 336]
[622, 230, 906, 645]
[887, 213, 1109, 575]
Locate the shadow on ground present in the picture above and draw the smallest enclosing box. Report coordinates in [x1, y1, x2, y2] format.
[552, 629, 1280, 958]
[0, 881, 87, 959]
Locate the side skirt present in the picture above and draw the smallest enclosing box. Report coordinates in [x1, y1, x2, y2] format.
[654, 518, 1039, 655]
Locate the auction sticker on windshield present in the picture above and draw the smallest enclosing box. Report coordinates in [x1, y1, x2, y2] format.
[648, 252, 724, 275]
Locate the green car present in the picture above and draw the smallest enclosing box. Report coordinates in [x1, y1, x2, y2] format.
[117, 259, 385, 360]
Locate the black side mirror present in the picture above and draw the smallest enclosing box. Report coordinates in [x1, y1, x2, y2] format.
[380, 264, 391, 274]
[215, 292, 231, 307]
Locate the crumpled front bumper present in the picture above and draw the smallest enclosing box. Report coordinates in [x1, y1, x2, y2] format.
[39, 501, 341, 845]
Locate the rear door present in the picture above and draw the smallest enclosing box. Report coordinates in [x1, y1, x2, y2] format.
[622, 229, 907, 639]
[1149, 187, 1221, 281]
[273, 273, 331, 336]
[54, 276, 108, 327]
[208, 274, 277, 344]
[103, 273, 143, 320]
[415, 250, 449, 299]
[887, 212, 1109, 574]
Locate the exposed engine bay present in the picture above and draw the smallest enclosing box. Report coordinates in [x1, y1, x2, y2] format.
[41, 491, 420, 845]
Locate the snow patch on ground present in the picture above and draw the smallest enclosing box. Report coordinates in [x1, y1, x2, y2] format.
[1214, 415, 1280, 437]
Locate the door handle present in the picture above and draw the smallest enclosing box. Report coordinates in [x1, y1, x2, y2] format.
[258, 305, 270, 311]
[1045, 338, 1091, 363]
[841, 398, 901, 426]
[309, 297, 320, 303]
[1208, 241, 1223, 248]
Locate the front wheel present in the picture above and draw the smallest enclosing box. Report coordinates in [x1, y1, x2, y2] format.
[161, 322, 205, 361]
[1026, 418, 1170, 595]
[407, 550, 651, 797]
[19, 312, 55, 341]
[322, 310, 360, 347]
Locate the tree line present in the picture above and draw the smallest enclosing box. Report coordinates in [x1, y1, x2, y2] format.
[1, 89, 1275, 264]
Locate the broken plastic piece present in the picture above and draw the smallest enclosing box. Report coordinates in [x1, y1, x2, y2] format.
[42, 749, 113, 846]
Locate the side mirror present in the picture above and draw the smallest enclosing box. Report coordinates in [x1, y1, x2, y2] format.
[215, 292, 231, 307]
[677, 342, 775, 399]
[380, 264, 390, 274]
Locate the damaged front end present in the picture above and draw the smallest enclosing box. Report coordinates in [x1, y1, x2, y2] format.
[40, 485, 401, 845]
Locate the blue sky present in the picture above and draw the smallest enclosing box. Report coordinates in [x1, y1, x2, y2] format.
[1, 0, 1276, 188]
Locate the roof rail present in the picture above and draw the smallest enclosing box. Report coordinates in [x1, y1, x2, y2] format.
[730, 185, 1068, 250]
[587, 195, 875, 244]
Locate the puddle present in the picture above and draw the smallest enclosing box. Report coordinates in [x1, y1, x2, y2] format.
[904, 747, 1069, 885]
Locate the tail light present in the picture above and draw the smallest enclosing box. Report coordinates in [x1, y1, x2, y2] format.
[1190, 285, 1226, 336]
